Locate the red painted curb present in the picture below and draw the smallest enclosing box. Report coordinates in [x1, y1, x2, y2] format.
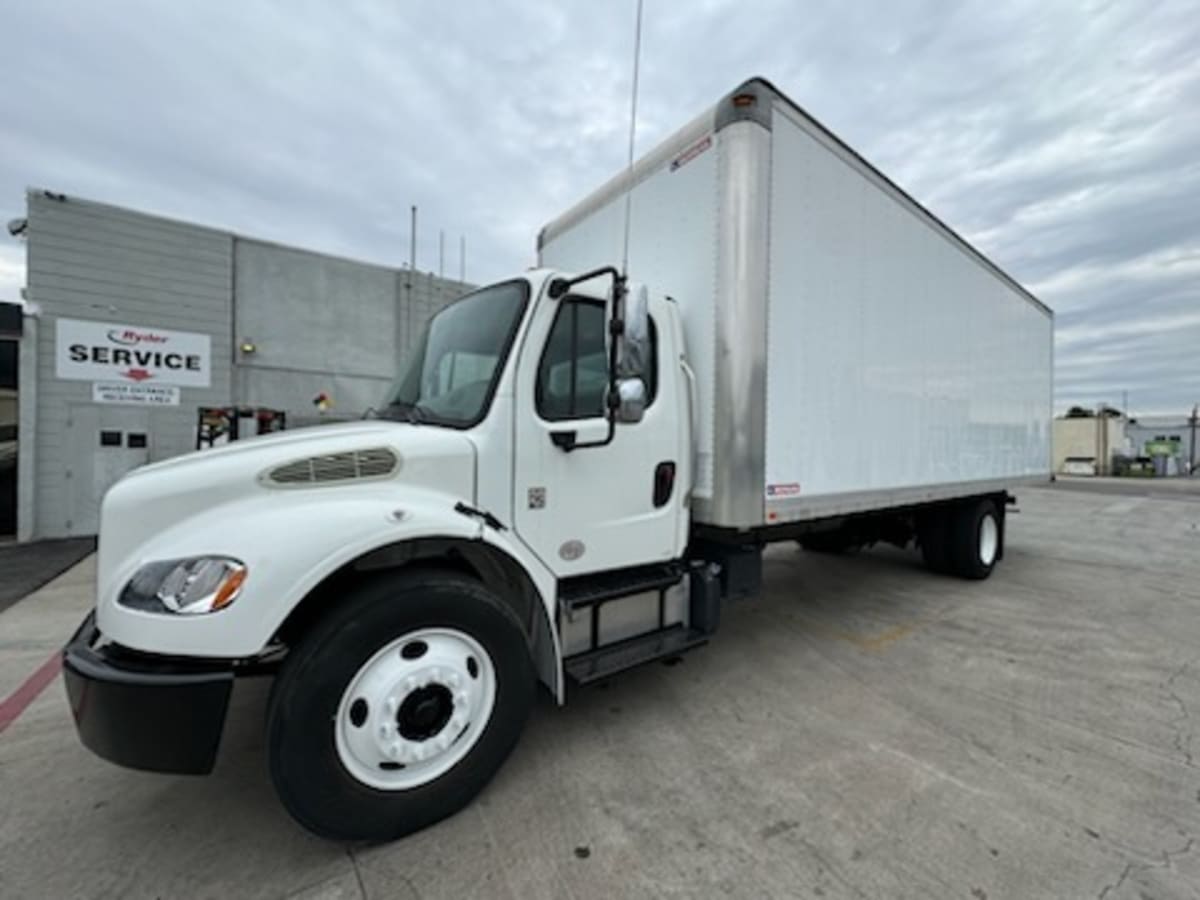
[0, 652, 64, 733]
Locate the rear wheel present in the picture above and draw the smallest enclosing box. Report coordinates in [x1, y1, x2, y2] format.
[946, 499, 1001, 579]
[267, 570, 534, 842]
[920, 499, 1002, 579]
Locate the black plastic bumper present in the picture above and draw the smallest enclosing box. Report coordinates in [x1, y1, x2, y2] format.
[62, 612, 234, 775]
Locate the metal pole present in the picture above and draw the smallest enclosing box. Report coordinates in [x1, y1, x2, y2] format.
[409, 205, 417, 274]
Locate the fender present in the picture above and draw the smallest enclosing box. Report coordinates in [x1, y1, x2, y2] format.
[95, 484, 563, 700]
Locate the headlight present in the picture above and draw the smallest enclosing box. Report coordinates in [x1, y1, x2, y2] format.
[119, 557, 248, 615]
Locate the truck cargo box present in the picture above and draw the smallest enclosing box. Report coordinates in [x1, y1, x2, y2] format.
[539, 77, 1053, 531]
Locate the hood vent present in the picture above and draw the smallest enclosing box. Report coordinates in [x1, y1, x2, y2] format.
[265, 447, 399, 486]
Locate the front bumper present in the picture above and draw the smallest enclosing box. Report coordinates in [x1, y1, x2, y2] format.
[62, 612, 234, 774]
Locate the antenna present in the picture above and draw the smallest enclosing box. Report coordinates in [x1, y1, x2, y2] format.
[620, 0, 645, 277]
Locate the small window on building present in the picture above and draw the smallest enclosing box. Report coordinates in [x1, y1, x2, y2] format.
[127, 433, 148, 449]
[100, 431, 121, 447]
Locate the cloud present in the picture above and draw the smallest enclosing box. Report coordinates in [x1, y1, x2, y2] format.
[1, 0, 1197, 414]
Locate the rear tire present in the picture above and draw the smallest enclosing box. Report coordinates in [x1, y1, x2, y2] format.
[945, 499, 1001, 580]
[267, 569, 534, 842]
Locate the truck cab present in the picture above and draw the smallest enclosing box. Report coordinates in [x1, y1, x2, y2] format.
[63, 268, 708, 842]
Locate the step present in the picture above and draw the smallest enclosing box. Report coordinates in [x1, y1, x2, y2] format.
[559, 561, 685, 613]
[564, 624, 708, 686]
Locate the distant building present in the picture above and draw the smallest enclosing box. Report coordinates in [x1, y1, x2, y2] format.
[1052, 413, 1127, 476]
[1126, 415, 1197, 476]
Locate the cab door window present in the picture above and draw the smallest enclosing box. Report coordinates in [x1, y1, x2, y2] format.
[536, 300, 609, 421]
[536, 298, 660, 422]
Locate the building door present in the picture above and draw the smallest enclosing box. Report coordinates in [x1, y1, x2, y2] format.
[66, 404, 151, 536]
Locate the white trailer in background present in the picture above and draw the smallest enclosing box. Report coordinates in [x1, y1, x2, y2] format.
[63, 77, 1053, 842]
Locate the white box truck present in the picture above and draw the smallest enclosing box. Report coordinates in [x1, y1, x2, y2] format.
[62, 77, 1053, 841]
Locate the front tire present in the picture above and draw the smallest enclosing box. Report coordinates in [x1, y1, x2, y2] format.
[267, 569, 534, 842]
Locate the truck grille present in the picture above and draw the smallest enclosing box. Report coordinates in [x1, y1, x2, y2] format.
[265, 448, 399, 486]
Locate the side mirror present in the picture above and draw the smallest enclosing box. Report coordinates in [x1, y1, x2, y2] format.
[617, 284, 650, 381]
[615, 377, 646, 424]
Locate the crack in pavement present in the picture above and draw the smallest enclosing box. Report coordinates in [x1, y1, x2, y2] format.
[1164, 661, 1196, 768]
[1096, 837, 1196, 899]
[346, 847, 368, 900]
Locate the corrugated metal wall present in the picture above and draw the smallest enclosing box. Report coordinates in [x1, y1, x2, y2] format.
[21, 191, 469, 538]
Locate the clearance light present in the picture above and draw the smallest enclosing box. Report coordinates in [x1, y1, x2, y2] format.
[731, 93, 757, 107]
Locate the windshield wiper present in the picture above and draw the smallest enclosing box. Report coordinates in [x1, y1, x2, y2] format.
[385, 400, 433, 425]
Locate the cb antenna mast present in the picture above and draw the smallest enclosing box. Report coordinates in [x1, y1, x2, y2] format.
[620, 0, 645, 278]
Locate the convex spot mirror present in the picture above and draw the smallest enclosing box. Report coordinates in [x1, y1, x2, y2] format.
[615, 377, 646, 424]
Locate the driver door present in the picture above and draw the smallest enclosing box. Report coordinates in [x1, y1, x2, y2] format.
[512, 291, 682, 577]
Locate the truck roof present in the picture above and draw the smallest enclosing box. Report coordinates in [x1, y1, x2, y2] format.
[539, 76, 1051, 319]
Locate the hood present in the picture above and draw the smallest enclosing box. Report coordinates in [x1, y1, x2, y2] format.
[100, 421, 477, 566]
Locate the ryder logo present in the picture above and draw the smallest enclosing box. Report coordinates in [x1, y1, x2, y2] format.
[107, 328, 169, 346]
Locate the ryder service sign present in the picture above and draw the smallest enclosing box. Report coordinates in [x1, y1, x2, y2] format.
[56, 318, 211, 388]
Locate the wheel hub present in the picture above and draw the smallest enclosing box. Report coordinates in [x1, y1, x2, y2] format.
[334, 628, 496, 790]
[979, 513, 999, 566]
[397, 684, 454, 741]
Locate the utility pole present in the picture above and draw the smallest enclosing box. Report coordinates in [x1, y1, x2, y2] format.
[405, 205, 417, 352]
[1190, 403, 1197, 476]
[408, 205, 417, 275]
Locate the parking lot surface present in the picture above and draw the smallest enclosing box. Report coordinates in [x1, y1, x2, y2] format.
[2, 480, 1198, 899]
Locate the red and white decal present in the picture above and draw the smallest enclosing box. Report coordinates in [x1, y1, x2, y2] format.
[765, 482, 801, 498]
[670, 135, 712, 172]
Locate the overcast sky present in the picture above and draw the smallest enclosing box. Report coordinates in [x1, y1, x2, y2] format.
[2, 1, 1197, 416]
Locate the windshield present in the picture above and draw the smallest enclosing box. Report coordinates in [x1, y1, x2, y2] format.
[381, 279, 529, 428]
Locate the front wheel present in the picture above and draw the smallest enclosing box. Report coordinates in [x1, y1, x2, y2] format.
[267, 570, 534, 842]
